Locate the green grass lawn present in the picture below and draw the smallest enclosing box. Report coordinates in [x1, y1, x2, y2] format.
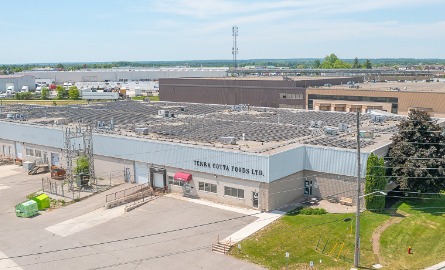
[231, 211, 390, 269]
[379, 195, 445, 269]
[231, 196, 445, 270]
[131, 96, 160, 101]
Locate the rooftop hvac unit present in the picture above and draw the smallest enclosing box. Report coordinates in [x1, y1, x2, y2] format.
[338, 123, 349, 132]
[219, 136, 237, 145]
[135, 127, 149, 135]
[324, 127, 338, 136]
[317, 121, 323, 128]
[310, 121, 316, 128]
[54, 118, 69, 125]
[158, 110, 170, 118]
[371, 114, 387, 123]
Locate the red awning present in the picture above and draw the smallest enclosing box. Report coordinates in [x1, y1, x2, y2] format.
[174, 172, 192, 182]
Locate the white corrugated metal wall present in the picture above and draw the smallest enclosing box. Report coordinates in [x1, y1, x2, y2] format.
[304, 146, 369, 177]
[0, 121, 374, 183]
[94, 134, 269, 182]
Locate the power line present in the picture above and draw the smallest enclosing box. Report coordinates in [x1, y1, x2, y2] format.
[0, 212, 256, 261]
[88, 245, 211, 270]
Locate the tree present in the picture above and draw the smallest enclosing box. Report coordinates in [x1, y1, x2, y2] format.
[352, 57, 361, 68]
[363, 59, 372, 69]
[320, 53, 351, 69]
[74, 156, 89, 174]
[56, 85, 67, 100]
[14, 92, 33, 100]
[364, 153, 387, 211]
[68, 86, 80, 100]
[41, 87, 49, 100]
[313, 59, 321, 68]
[55, 63, 65, 70]
[387, 110, 445, 193]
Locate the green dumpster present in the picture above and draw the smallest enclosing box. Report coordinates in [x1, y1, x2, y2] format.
[32, 193, 50, 210]
[15, 200, 39, 218]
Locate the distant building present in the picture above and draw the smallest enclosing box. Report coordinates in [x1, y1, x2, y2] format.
[160, 77, 362, 109]
[0, 75, 35, 93]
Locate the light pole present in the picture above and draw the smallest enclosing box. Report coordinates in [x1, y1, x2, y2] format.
[353, 190, 387, 268]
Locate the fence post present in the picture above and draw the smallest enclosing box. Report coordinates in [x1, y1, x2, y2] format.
[41, 178, 44, 192]
[109, 173, 112, 187]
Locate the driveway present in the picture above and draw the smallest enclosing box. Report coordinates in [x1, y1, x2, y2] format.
[0, 165, 264, 270]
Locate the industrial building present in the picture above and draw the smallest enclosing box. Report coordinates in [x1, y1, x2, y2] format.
[307, 80, 445, 117]
[0, 75, 35, 93]
[20, 68, 227, 84]
[160, 77, 363, 109]
[0, 101, 405, 211]
[159, 77, 445, 117]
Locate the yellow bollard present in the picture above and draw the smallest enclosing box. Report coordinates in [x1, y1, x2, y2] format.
[329, 242, 339, 256]
[337, 243, 345, 260]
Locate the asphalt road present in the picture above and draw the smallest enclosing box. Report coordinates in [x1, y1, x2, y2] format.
[0, 165, 264, 270]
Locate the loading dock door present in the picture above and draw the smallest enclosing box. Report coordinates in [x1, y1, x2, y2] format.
[134, 162, 149, 184]
[153, 173, 164, 188]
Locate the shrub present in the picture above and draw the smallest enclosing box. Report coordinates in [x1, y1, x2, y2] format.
[299, 208, 327, 215]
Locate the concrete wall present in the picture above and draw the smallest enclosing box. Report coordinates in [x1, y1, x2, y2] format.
[265, 171, 305, 211]
[166, 167, 262, 209]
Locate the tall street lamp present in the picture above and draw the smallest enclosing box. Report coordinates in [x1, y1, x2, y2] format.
[353, 190, 387, 268]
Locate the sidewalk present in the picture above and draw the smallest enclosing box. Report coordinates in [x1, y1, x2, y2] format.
[165, 193, 284, 244]
[425, 261, 445, 270]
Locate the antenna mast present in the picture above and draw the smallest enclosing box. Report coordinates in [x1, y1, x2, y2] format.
[232, 25, 238, 70]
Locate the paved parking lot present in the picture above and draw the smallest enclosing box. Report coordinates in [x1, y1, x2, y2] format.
[0, 165, 264, 270]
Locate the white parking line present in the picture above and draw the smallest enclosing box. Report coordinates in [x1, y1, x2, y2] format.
[0, 251, 24, 270]
[45, 206, 126, 237]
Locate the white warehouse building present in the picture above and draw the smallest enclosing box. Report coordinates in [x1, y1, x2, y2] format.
[20, 68, 227, 83]
[0, 75, 35, 93]
[0, 102, 401, 211]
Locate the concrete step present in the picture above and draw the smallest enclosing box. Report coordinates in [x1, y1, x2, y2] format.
[212, 242, 231, 254]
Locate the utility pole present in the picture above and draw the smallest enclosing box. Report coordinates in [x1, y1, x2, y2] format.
[354, 111, 362, 267]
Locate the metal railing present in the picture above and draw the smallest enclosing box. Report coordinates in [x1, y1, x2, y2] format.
[105, 183, 149, 203]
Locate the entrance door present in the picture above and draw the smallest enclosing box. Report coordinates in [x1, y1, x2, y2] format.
[252, 192, 259, 208]
[15, 143, 22, 159]
[124, 167, 131, 183]
[43, 151, 48, 164]
[51, 153, 60, 166]
[304, 180, 313, 195]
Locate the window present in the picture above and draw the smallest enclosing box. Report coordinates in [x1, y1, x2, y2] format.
[224, 186, 244, 198]
[198, 182, 217, 193]
[35, 150, 42, 158]
[168, 176, 184, 187]
[26, 148, 34, 156]
[280, 93, 303, 99]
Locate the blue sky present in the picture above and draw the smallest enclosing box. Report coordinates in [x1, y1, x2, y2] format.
[1, 0, 445, 64]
